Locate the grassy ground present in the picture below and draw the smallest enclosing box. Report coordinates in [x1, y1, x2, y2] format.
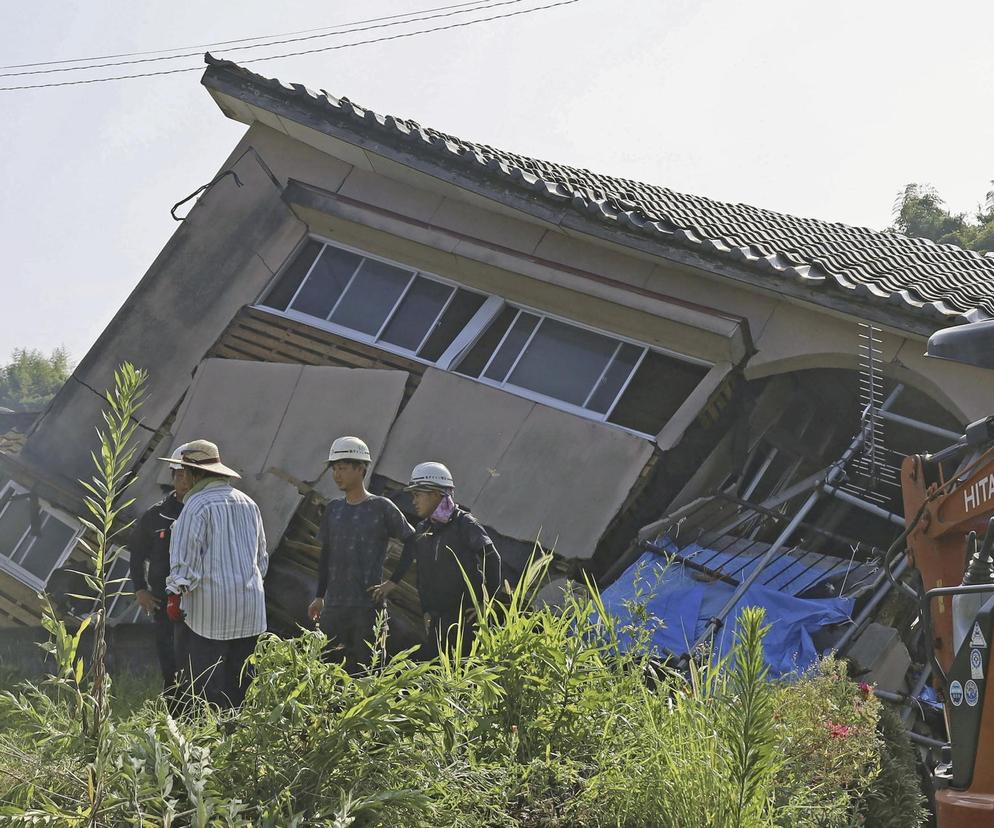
[0, 663, 160, 720]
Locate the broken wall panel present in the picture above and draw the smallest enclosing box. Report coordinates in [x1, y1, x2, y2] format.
[141, 358, 407, 545]
[377, 368, 654, 559]
[265, 364, 409, 504]
[375, 369, 533, 505]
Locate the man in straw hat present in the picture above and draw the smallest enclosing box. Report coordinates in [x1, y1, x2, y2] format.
[127, 443, 190, 709]
[373, 462, 501, 658]
[161, 439, 268, 709]
[307, 436, 414, 673]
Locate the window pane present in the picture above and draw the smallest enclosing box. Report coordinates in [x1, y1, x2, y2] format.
[0, 493, 31, 560]
[330, 259, 412, 335]
[263, 239, 323, 311]
[379, 277, 453, 351]
[456, 306, 518, 378]
[507, 319, 617, 406]
[20, 515, 74, 581]
[11, 529, 35, 565]
[107, 554, 135, 618]
[608, 351, 709, 434]
[289, 246, 362, 319]
[587, 343, 643, 414]
[418, 289, 487, 362]
[484, 312, 539, 382]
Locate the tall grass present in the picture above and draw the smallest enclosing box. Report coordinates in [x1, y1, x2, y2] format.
[1, 553, 925, 826]
[0, 366, 926, 827]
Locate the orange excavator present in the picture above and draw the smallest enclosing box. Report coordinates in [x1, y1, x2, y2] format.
[902, 318, 994, 826]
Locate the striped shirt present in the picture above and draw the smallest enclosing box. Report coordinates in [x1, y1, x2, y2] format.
[166, 480, 268, 640]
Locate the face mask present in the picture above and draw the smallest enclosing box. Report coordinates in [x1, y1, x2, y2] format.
[431, 492, 455, 523]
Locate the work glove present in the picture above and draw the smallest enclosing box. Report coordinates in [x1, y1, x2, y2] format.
[166, 593, 184, 622]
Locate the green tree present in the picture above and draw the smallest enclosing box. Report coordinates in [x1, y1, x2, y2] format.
[891, 181, 994, 253]
[0, 347, 72, 412]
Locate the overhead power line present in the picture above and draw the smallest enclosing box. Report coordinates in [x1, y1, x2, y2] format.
[0, 0, 530, 78]
[0, 0, 495, 70]
[0, 0, 581, 92]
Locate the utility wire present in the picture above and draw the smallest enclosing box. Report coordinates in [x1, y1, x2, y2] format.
[0, 0, 494, 70]
[0, 0, 531, 78]
[0, 0, 581, 92]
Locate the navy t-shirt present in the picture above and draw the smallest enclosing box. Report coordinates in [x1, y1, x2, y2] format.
[316, 495, 414, 608]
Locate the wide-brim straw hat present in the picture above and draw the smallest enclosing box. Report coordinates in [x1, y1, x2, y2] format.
[157, 439, 241, 479]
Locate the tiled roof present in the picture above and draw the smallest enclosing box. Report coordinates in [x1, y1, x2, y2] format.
[202, 55, 994, 326]
[0, 430, 27, 455]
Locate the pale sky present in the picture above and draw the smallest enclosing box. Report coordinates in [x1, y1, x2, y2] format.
[2, 0, 993, 363]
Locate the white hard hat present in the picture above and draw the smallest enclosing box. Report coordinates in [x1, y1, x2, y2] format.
[327, 436, 372, 464]
[168, 442, 191, 471]
[406, 461, 454, 491]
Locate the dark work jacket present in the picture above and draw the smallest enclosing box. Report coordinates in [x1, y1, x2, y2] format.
[128, 492, 182, 598]
[389, 507, 501, 616]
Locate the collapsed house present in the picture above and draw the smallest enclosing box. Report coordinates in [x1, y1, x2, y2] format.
[2, 56, 994, 691]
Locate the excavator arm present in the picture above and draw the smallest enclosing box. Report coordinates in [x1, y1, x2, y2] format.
[903, 420, 994, 672]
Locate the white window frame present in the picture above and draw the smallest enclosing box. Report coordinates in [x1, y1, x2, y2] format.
[456, 303, 712, 431]
[469, 308, 648, 421]
[0, 481, 81, 591]
[264, 237, 490, 366]
[105, 545, 142, 625]
[255, 236, 714, 439]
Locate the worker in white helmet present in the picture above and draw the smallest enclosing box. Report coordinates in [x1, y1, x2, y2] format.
[307, 436, 414, 673]
[373, 462, 501, 658]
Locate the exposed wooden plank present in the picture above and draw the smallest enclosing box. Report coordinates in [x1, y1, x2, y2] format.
[221, 334, 299, 364]
[239, 308, 428, 374]
[0, 571, 43, 605]
[226, 326, 381, 370]
[235, 317, 342, 362]
[212, 344, 258, 361]
[228, 326, 331, 366]
[294, 515, 321, 537]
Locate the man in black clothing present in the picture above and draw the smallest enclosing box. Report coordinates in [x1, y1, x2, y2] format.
[128, 444, 191, 704]
[307, 436, 414, 673]
[374, 462, 501, 658]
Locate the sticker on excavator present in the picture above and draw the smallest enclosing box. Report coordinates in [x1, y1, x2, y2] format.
[971, 622, 987, 648]
[948, 603, 994, 789]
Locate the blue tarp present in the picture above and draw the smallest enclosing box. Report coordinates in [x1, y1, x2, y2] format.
[600, 549, 855, 678]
